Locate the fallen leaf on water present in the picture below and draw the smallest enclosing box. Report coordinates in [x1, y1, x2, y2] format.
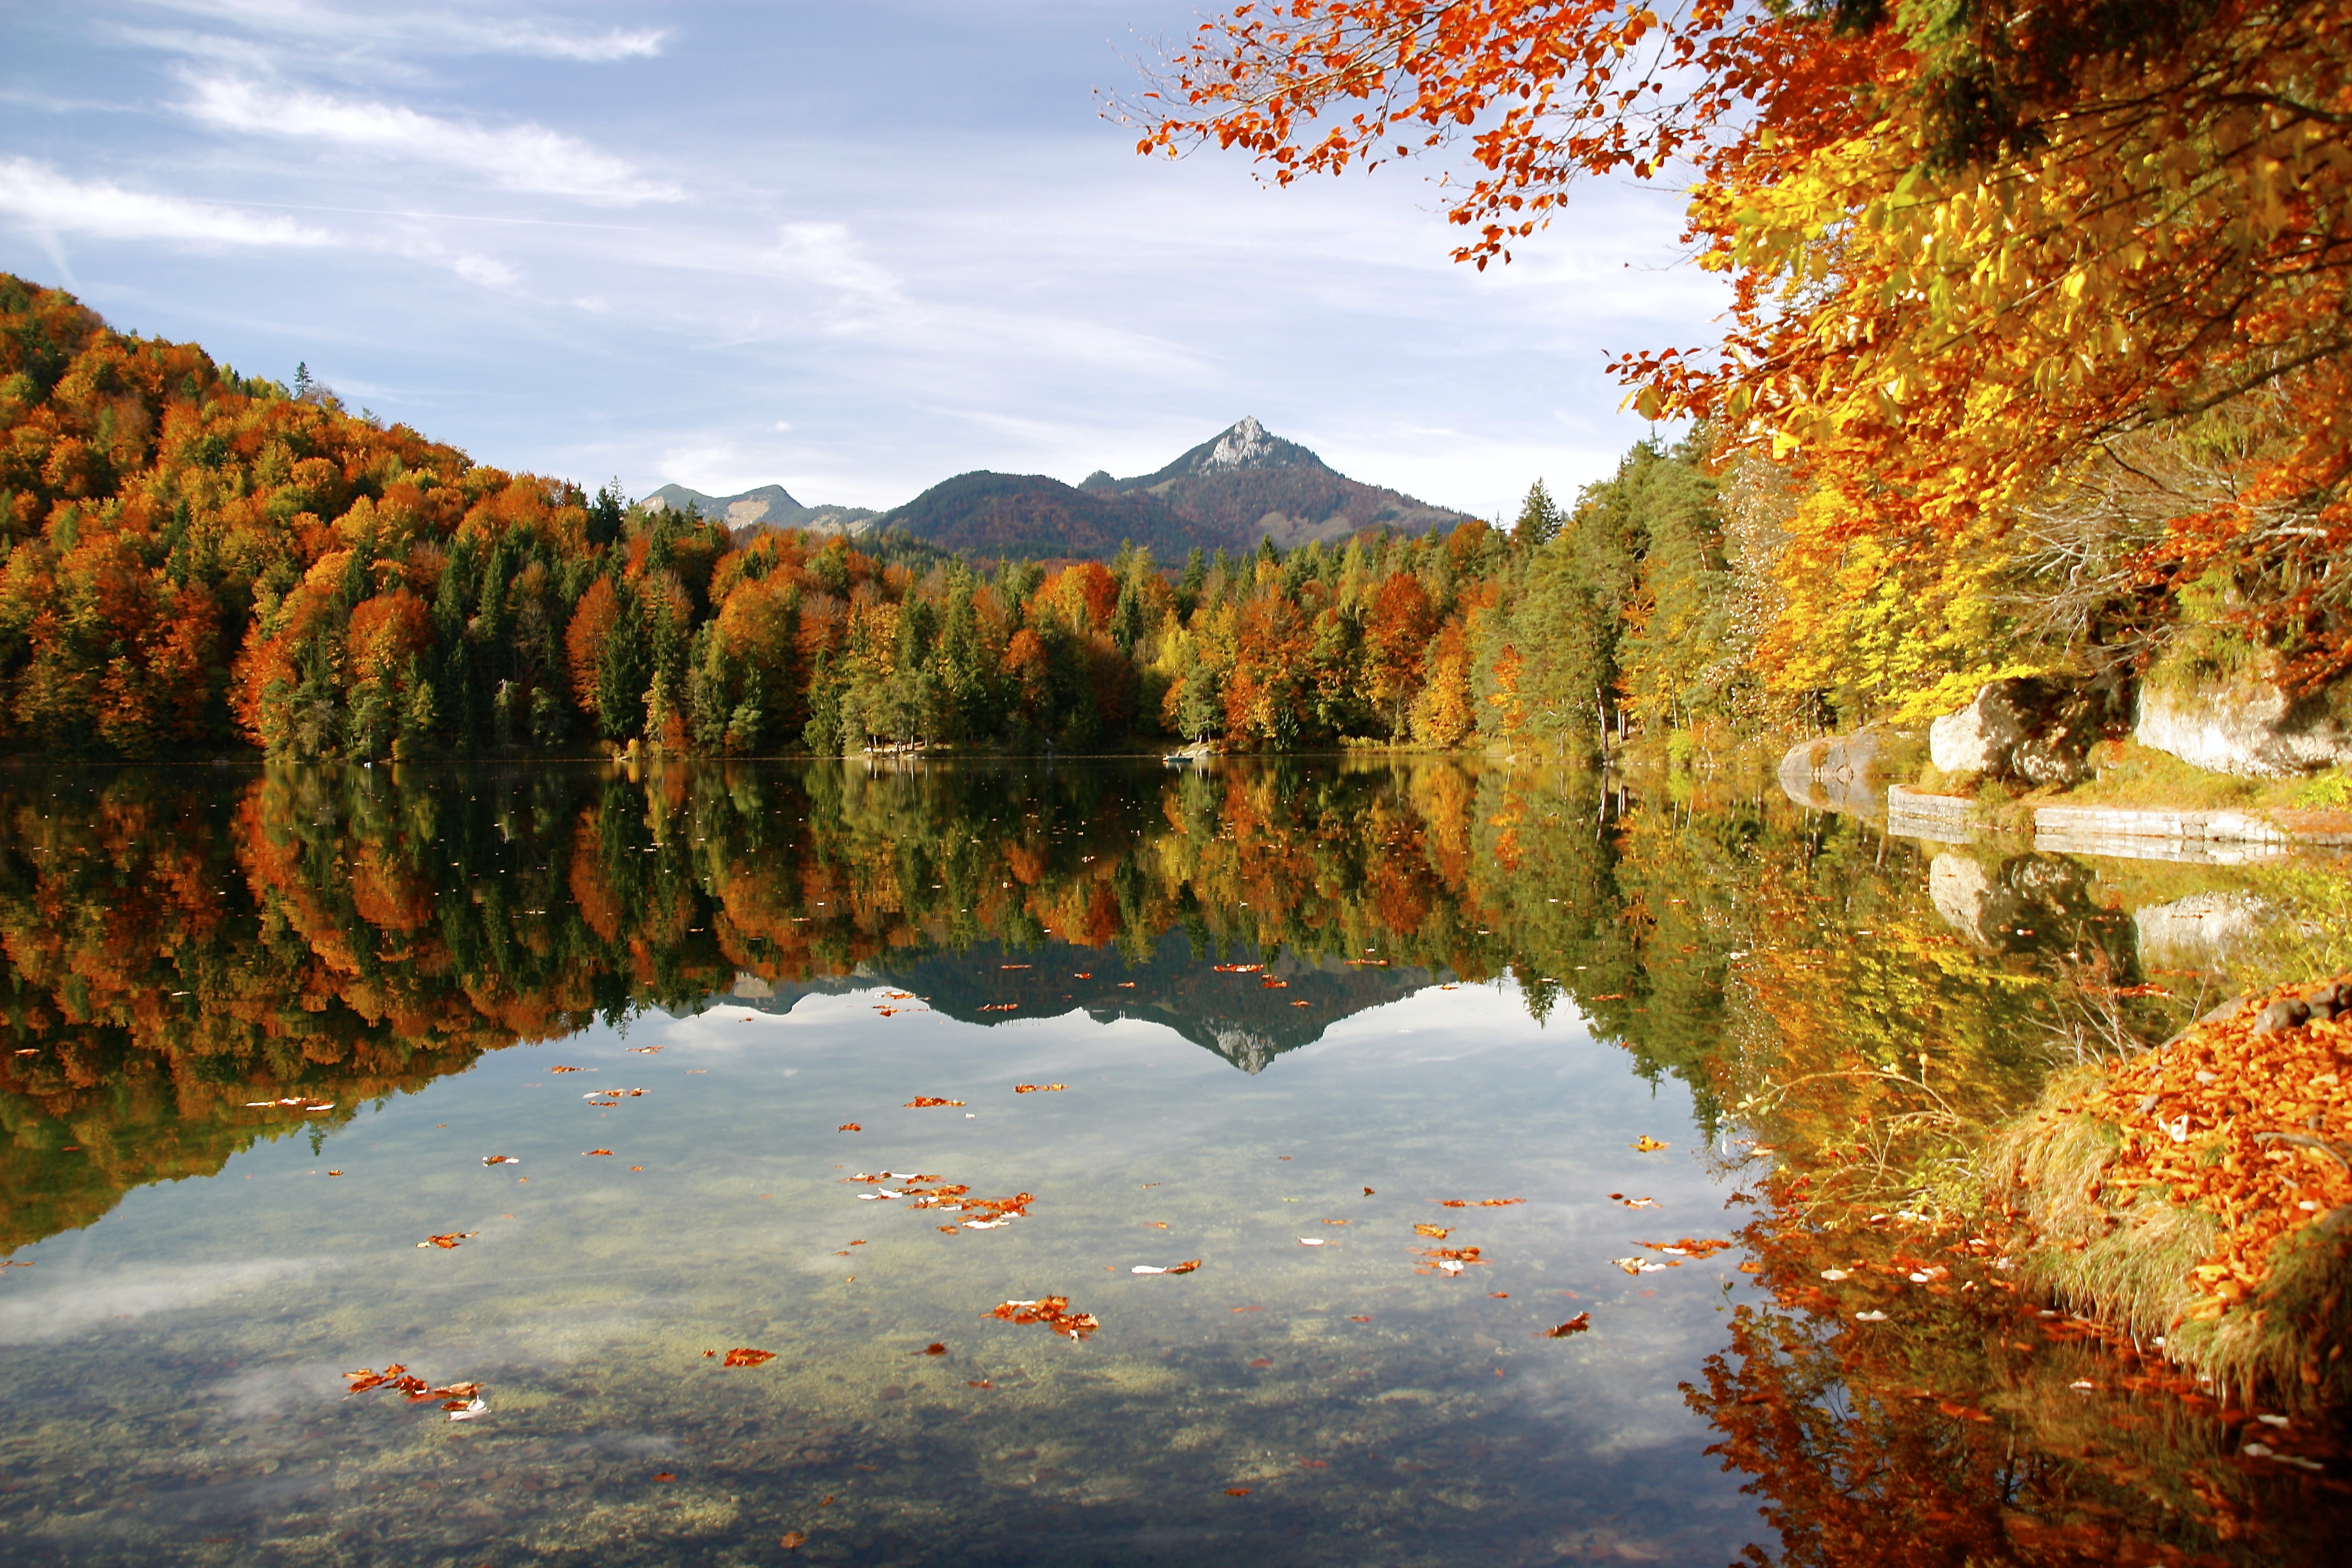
[1438, 1198, 1524, 1208]
[722, 1348, 775, 1368]
[418, 1233, 477, 1249]
[654, 1472, 674, 1482]
[1299, 1458, 1328, 1468]
[1414, 1224, 1453, 1239]
[1212, 963, 1263, 974]
[978, 1003, 1019, 1012]
[1413, 1245, 1486, 1273]
[1261, 979, 1288, 989]
[1148, 1221, 1169, 1229]
[780, 1532, 805, 1549]
[1249, 1358, 1273, 1368]
[1232, 1304, 1262, 1313]
[1638, 1237, 1733, 1259]
[987, 1296, 1100, 1340]
[630, 1166, 644, 1171]
[1072, 972, 1092, 980]
[629, 1045, 663, 1054]
[584, 1149, 614, 1157]
[445, 1397, 488, 1420]
[1610, 1257, 1669, 1275]
[1168, 1258, 1202, 1274]
[1000, 964, 1031, 971]
[1298, 1237, 1327, 1246]
[1226, 1487, 1251, 1496]
[1133, 1258, 1204, 1275]
[326, 1169, 343, 1177]
[1490, 1291, 1510, 1298]
[922, 1343, 948, 1356]
[905, 1097, 966, 1108]
[481, 1155, 519, 1167]
[838, 1124, 862, 1132]
[549, 1066, 583, 1074]
[1547, 1313, 1593, 1338]
[1630, 1136, 1669, 1152]
[1608, 1193, 1661, 1208]
[1012, 1084, 1068, 1094]
[1117, 981, 1137, 987]
[967, 1379, 993, 1389]
[1348, 1315, 1371, 1322]
[1363, 1187, 1375, 1196]
[1324, 1218, 1349, 1226]
[1292, 1000, 1310, 1007]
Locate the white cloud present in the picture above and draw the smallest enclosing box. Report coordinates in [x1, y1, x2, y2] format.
[766, 221, 903, 308]
[182, 76, 680, 204]
[450, 251, 518, 287]
[129, 1, 667, 63]
[0, 156, 330, 246]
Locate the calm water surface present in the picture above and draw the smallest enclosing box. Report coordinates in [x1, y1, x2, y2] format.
[0, 758, 2342, 1566]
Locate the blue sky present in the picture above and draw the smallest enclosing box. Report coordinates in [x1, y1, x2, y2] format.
[0, 1, 1722, 519]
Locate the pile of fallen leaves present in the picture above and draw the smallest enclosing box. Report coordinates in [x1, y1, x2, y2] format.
[988, 1297, 1100, 1340]
[2056, 978, 2351, 1317]
[846, 1170, 1034, 1231]
[344, 1364, 487, 1419]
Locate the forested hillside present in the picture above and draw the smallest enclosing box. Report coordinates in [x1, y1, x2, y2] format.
[0, 272, 1736, 761]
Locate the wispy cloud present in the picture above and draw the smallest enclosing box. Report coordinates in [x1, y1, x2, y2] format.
[128, 0, 667, 63]
[183, 77, 680, 204]
[0, 156, 330, 245]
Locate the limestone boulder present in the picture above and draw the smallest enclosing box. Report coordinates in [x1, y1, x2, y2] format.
[1928, 677, 2125, 786]
[2136, 677, 2352, 778]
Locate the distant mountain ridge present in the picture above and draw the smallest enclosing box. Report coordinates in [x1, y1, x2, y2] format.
[645, 482, 876, 540]
[652, 417, 1469, 560]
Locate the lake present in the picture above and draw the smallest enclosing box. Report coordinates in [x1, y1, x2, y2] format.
[0, 757, 2340, 1566]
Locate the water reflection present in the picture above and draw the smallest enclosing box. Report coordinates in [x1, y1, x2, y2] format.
[0, 756, 2343, 1565]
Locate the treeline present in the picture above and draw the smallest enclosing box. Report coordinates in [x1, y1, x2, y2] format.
[0, 271, 1742, 760]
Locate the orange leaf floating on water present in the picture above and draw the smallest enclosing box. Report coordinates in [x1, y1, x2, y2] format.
[584, 1149, 613, 1157]
[418, 1232, 476, 1249]
[1608, 1193, 1661, 1208]
[481, 1155, 519, 1167]
[1547, 1313, 1592, 1338]
[1133, 1258, 1205, 1275]
[1212, 963, 1263, 973]
[1292, 1000, 1311, 1007]
[999, 963, 1031, 971]
[905, 1097, 966, 1108]
[1012, 1084, 1068, 1094]
[1348, 1314, 1371, 1322]
[978, 1003, 1019, 1012]
[1072, 972, 1092, 980]
[1490, 1291, 1510, 1298]
[987, 1296, 1100, 1340]
[344, 1364, 486, 1418]
[1630, 1136, 1670, 1152]
[654, 1472, 675, 1482]
[1346, 958, 1387, 966]
[628, 1044, 663, 1054]
[722, 1348, 775, 1368]
[922, 1343, 949, 1356]
[1438, 1197, 1523, 1208]
[1248, 1357, 1273, 1368]
[1414, 1224, 1452, 1239]
[780, 1532, 806, 1549]
[838, 1124, 862, 1133]
[967, 1379, 993, 1389]
[1413, 1245, 1487, 1276]
[1638, 1237, 1733, 1259]
[1225, 1487, 1251, 1496]
[1299, 1458, 1329, 1468]
[1261, 979, 1288, 989]
[549, 1065, 583, 1074]
[326, 1169, 343, 1177]
[1363, 1187, 1375, 1196]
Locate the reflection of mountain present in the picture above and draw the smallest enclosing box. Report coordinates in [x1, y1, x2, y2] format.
[718, 932, 1447, 1072]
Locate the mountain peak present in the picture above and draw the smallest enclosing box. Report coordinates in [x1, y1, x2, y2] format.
[1199, 415, 1276, 471]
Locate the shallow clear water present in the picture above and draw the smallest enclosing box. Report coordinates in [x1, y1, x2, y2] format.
[2, 756, 2344, 1567]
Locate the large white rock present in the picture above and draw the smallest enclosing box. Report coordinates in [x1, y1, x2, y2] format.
[2137, 678, 2352, 777]
[1929, 684, 2031, 777]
